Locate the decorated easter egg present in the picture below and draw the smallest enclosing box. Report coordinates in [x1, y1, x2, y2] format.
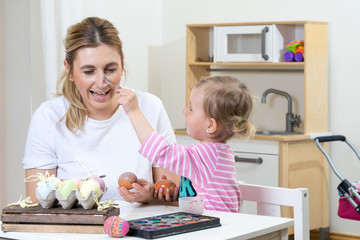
[47, 176, 62, 189]
[80, 179, 101, 198]
[154, 179, 176, 196]
[71, 177, 83, 188]
[58, 179, 78, 198]
[93, 176, 106, 192]
[104, 216, 129, 238]
[37, 181, 56, 198]
[118, 172, 137, 190]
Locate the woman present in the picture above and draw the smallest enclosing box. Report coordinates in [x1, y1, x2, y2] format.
[23, 17, 179, 203]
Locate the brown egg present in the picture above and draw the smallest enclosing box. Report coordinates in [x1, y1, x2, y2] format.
[154, 179, 176, 196]
[118, 172, 137, 189]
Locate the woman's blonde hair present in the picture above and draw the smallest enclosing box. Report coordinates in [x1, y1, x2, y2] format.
[196, 76, 255, 142]
[56, 17, 124, 133]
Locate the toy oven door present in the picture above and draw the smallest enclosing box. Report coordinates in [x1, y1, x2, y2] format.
[214, 25, 275, 62]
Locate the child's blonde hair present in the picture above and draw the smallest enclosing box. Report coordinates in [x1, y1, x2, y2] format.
[195, 76, 255, 142]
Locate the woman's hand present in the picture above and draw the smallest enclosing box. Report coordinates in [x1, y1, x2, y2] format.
[117, 178, 154, 203]
[154, 175, 179, 202]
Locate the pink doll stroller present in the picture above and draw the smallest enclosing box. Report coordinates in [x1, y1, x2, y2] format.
[315, 135, 360, 220]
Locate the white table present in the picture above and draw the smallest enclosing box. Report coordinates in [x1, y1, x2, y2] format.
[0, 201, 293, 240]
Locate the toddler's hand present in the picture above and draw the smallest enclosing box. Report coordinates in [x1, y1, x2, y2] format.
[116, 88, 139, 114]
[154, 175, 179, 202]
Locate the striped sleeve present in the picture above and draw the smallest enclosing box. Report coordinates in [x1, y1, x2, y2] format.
[139, 132, 218, 187]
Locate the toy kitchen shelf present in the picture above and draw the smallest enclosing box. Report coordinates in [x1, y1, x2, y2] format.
[183, 21, 329, 235]
[186, 21, 328, 134]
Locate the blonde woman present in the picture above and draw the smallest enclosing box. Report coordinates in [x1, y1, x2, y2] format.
[23, 17, 179, 203]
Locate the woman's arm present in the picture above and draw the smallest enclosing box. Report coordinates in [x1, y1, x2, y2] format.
[25, 168, 57, 203]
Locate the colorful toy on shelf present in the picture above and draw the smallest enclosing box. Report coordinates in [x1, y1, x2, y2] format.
[283, 40, 304, 62]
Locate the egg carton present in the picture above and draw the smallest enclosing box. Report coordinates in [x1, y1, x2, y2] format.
[36, 186, 79, 209]
[55, 189, 79, 209]
[35, 178, 108, 210]
[36, 189, 109, 210]
[75, 188, 106, 210]
[35, 188, 57, 209]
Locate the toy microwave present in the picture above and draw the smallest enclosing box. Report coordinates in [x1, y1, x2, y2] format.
[213, 25, 284, 63]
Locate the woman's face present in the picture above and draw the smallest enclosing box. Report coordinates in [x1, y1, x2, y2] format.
[66, 44, 123, 119]
[183, 86, 209, 141]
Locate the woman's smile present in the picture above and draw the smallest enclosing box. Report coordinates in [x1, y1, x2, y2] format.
[89, 88, 112, 101]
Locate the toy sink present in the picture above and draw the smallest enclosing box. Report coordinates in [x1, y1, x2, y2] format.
[256, 130, 300, 136]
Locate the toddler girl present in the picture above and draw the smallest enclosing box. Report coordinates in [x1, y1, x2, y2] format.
[117, 76, 255, 212]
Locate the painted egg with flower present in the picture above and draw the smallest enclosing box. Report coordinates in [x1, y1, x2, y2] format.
[104, 216, 129, 238]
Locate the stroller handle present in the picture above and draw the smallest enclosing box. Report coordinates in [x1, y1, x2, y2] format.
[315, 135, 360, 215]
[315, 135, 346, 142]
[315, 135, 360, 181]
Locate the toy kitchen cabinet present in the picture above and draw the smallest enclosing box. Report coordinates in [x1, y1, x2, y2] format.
[176, 21, 329, 234]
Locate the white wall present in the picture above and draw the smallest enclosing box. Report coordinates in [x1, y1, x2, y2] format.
[1, 0, 31, 208]
[30, 0, 46, 111]
[0, 0, 7, 210]
[2, 0, 360, 236]
[327, 0, 360, 234]
[81, 0, 163, 96]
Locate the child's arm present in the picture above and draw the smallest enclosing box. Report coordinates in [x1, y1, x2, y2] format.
[116, 88, 154, 144]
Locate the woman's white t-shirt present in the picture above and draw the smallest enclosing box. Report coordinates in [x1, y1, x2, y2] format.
[23, 90, 176, 200]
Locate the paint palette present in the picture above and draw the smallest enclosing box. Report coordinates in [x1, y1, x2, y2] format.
[127, 212, 221, 239]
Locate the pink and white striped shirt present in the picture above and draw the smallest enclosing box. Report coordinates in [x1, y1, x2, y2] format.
[139, 131, 241, 213]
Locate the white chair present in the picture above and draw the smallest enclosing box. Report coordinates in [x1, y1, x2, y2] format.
[238, 182, 309, 240]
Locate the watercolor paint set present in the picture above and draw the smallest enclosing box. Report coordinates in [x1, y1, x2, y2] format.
[127, 212, 221, 239]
